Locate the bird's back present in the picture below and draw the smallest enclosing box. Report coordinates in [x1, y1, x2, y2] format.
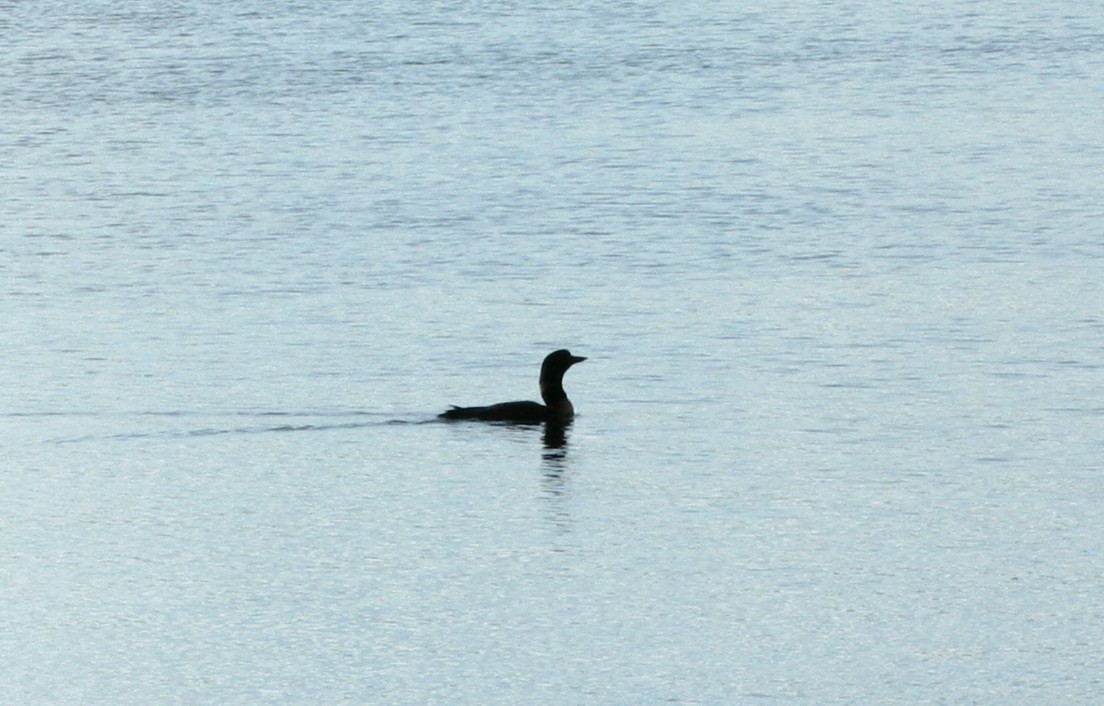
[439, 400, 548, 423]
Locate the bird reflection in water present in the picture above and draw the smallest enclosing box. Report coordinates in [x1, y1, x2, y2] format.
[539, 419, 575, 536]
[542, 419, 570, 452]
[541, 418, 572, 489]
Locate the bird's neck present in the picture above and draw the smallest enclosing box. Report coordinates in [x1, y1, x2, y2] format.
[540, 380, 566, 405]
[541, 382, 574, 418]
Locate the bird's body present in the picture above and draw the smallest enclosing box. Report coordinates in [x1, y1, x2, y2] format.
[439, 349, 586, 424]
[440, 400, 550, 423]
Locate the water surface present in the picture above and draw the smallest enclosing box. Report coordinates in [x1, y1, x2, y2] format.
[4, 1, 1104, 703]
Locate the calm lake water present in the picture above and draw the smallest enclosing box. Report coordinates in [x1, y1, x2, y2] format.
[4, 1, 1104, 703]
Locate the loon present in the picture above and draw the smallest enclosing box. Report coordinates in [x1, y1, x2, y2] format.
[439, 349, 586, 423]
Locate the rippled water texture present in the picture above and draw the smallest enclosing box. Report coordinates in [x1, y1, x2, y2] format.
[4, 1, 1104, 703]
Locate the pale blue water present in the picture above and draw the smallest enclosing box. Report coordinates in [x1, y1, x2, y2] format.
[4, 1, 1104, 703]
